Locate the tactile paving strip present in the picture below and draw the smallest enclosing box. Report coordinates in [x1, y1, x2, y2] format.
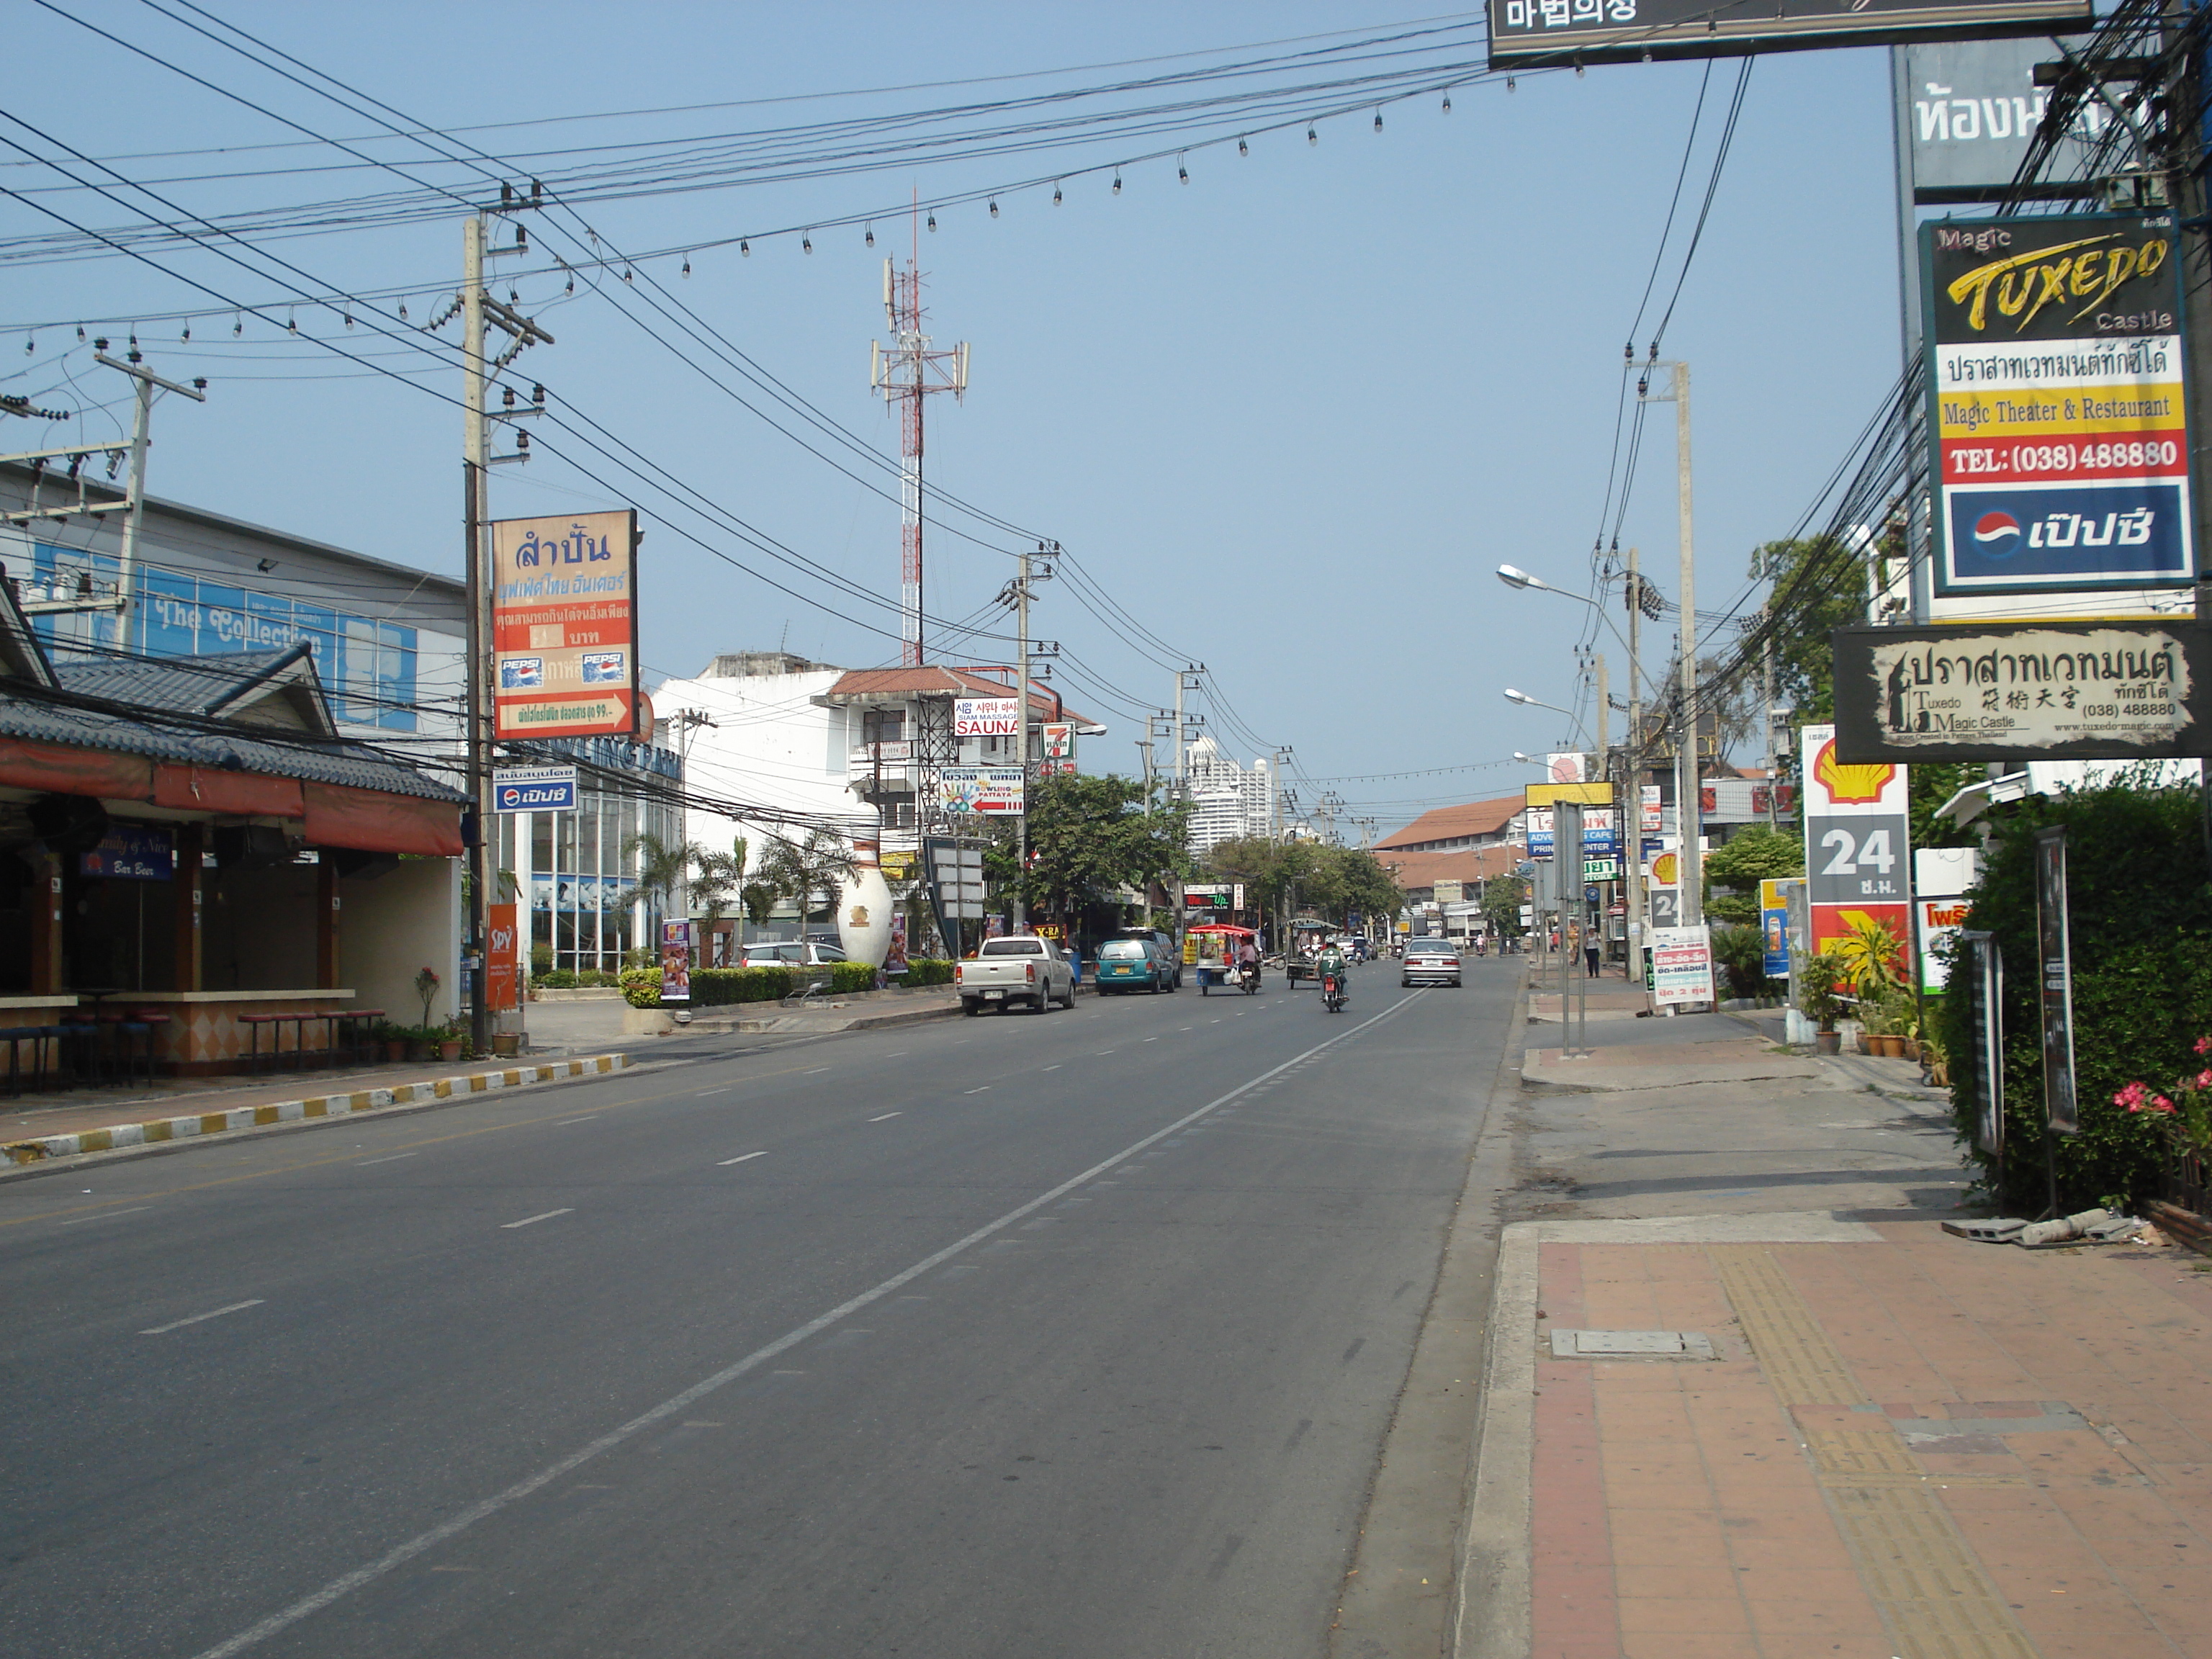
[1706, 1246, 2038, 1659]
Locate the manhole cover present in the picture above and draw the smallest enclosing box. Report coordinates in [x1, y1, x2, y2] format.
[1548, 1328, 1717, 1360]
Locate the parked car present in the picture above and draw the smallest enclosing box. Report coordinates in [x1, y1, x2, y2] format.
[741, 940, 849, 967]
[1094, 935, 1179, 994]
[1401, 939, 1463, 988]
[956, 935, 1076, 1015]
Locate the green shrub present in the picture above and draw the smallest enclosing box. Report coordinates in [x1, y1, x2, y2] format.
[1933, 775, 2211, 1210]
[619, 966, 660, 1008]
[535, 968, 579, 989]
[829, 961, 878, 994]
[685, 966, 791, 1006]
[577, 968, 619, 988]
[1709, 924, 1770, 1000]
[900, 958, 953, 986]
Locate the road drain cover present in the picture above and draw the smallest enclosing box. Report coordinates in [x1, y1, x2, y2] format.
[1549, 1328, 1717, 1360]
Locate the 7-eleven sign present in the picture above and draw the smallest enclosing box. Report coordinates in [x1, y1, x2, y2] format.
[1040, 723, 1074, 759]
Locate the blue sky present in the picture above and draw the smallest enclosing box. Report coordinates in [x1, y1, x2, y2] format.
[0, 3, 1904, 832]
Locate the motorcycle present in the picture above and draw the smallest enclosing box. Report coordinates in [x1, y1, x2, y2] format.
[1321, 971, 1346, 1013]
[1238, 961, 1261, 995]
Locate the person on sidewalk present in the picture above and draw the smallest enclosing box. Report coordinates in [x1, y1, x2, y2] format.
[1583, 940, 1601, 978]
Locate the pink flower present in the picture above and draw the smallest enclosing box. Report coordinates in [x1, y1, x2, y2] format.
[2115, 1081, 2150, 1110]
[2195, 1071, 2212, 1089]
[2153, 1095, 2176, 1113]
[2195, 1035, 2211, 1056]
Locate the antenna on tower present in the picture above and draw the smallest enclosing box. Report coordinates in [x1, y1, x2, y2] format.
[868, 244, 970, 667]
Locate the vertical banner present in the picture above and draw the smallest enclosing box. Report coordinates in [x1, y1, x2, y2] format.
[490, 511, 641, 738]
[886, 912, 909, 977]
[2033, 826, 2079, 1135]
[659, 918, 694, 1004]
[1799, 723, 1911, 977]
[1964, 931, 2005, 1156]
[1924, 215, 2190, 598]
[485, 902, 518, 1012]
[1760, 878, 1802, 979]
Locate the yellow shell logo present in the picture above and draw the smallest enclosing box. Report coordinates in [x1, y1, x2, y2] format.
[1651, 852, 1679, 886]
[1813, 739, 1894, 806]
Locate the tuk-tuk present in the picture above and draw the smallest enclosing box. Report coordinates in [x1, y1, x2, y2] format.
[1286, 919, 1336, 984]
[1188, 923, 1257, 995]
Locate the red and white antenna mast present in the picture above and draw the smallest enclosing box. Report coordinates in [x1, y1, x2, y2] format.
[869, 211, 968, 665]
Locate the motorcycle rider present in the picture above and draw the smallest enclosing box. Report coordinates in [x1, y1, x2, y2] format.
[1236, 935, 1260, 987]
[1316, 938, 1349, 1007]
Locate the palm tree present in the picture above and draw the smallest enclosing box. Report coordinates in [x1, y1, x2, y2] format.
[626, 833, 742, 925]
[758, 830, 856, 923]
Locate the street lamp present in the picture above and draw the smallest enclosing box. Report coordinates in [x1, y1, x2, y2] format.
[1503, 688, 1591, 742]
[1497, 564, 1596, 606]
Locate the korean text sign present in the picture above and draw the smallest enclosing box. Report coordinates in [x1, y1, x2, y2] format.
[490, 511, 639, 739]
[1923, 215, 2191, 597]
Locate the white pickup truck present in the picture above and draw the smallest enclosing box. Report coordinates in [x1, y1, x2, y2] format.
[956, 935, 1076, 1016]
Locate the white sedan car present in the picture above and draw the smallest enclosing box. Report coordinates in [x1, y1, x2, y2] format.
[1401, 940, 1462, 988]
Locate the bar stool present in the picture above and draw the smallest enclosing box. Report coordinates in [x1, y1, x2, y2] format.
[239, 1012, 282, 1074]
[0, 1026, 48, 1096]
[58, 1013, 105, 1087]
[116, 1009, 168, 1087]
[341, 1009, 385, 1067]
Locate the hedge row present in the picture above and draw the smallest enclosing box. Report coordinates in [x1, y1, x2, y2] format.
[620, 958, 953, 1008]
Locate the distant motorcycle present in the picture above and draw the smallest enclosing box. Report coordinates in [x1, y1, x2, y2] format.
[1321, 971, 1346, 1013]
[1238, 961, 1260, 995]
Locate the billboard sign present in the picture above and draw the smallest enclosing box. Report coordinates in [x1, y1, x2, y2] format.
[659, 919, 694, 1004]
[1760, 877, 1803, 979]
[1924, 215, 2191, 598]
[1831, 620, 2212, 763]
[492, 765, 580, 814]
[1902, 36, 2104, 202]
[1650, 924, 1715, 1008]
[953, 697, 1022, 738]
[485, 902, 518, 1012]
[1488, 0, 2087, 72]
[1801, 722, 1912, 969]
[490, 512, 639, 739]
[1527, 807, 1619, 860]
[1641, 783, 1663, 832]
[938, 766, 1025, 815]
[1917, 894, 1972, 994]
[1545, 751, 1586, 783]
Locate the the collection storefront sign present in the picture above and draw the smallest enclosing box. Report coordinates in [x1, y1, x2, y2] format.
[938, 766, 1024, 816]
[1832, 620, 2212, 762]
[1923, 215, 2191, 597]
[490, 511, 639, 739]
[1488, 0, 2088, 72]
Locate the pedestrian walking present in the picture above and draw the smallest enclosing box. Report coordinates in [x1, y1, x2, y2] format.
[1583, 940, 1601, 978]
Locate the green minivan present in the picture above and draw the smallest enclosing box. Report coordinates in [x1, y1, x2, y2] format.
[1094, 936, 1175, 994]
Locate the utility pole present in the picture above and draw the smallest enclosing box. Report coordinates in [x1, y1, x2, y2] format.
[669, 708, 717, 921]
[5, 347, 206, 644]
[871, 220, 969, 667]
[1172, 667, 1202, 793]
[1008, 545, 1046, 931]
[462, 211, 490, 1061]
[1623, 547, 1647, 997]
[1762, 606, 1779, 830]
[1642, 359, 1703, 932]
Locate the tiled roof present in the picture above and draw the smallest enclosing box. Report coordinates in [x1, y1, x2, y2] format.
[819, 665, 1092, 725]
[1374, 844, 1525, 891]
[1373, 795, 1524, 851]
[53, 647, 303, 716]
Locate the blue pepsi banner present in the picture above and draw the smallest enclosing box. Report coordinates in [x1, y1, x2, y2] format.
[493, 765, 579, 813]
[1943, 481, 2187, 590]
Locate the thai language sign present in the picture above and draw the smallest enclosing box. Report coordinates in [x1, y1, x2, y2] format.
[953, 697, 1022, 738]
[1902, 36, 2103, 202]
[1488, 0, 2086, 72]
[490, 511, 639, 739]
[1923, 215, 2191, 595]
[1831, 621, 2212, 762]
[938, 766, 1025, 815]
[1650, 925, 1714, 1009]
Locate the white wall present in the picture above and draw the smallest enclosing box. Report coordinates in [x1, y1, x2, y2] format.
[339, 856, 462, 1026]
[652, 667, 854, 876]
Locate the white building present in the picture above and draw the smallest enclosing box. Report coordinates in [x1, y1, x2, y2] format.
[1184, 737, 1273, 854]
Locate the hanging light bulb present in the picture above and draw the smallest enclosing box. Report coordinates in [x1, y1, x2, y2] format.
[398, 298, 410, 321]
[287, 309, 297, 334]
[76, 325, 86, 342]
[681, 256, 691, 277]
[1374, 109, 1384, 132]
[1507, 76, 1516, 92]
[926, 212, 937, 231]
[508, 289, 518, 304]
[128, 331, 138, 351]
[1575, 59, 1585, 76]
[740, 238, 750, 256]
[1112, 170, 1123, 194]
[1307, 123, 1318, 145]
[231, 315, 241, 336]
[1177, 156, 1189, 184]
[866, 222, 876, 246]
[180, 323, 189, 342]
[988, 197, 999, 218]
[1052, 181, 1062, 204]
[1442, 91, 1452, 113]
[621, 266, 632, 282]
[1238, 135, 1249, 157]
[565, 275, 575, 294]
[802, 232, 812, 253]
[22, 335, 32, 356]
[343, 310, 354, 328]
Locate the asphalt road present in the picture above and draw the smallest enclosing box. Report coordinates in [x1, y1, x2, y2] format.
[2, 957, 1514, 1659]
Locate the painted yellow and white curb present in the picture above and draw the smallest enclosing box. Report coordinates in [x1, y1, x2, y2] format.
[1, 1053, 632, 1164]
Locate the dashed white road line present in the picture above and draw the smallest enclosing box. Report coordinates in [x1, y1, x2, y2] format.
[717, 1151, 768, 1166]
[62, 1205, 150, 1226]
[868, 1112, 902, 1123]
[559, 1115, 599, 1125]
[357, 1153, 418, 1166]
[695, 1087, 732, 1097]
[804, 1067, 831, 1075]
[1043, 1064, 1061, 1071]
[964, 1086, 990, 1095]
[500, 1208, 573, 1231]
[141, 1298, 263, 1336]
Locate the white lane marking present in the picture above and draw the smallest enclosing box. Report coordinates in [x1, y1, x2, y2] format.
[868, 1112, 902, 1122]
[1143, 1037, 1159, 1043]
[804, 1067, 831, 1075]
[61, 1205, 151, 1226]
[559, 1115, 599, 1125]
[142, 1298, 264, 1336]
[885, 1051, 908, 1057]
[1180, 1026, 1193, 1032]
[696, 1087, 732, 1097]
[182, 990, 1427, 1659]
[1043, 1064, 1061, 1071]
[500, 1208, 573, 1230]
[1096, 1050, 1115, 1055]
[357, 1153, 418, 1166]
[963, 1086, 990, 1095]
[717, 1151, 768, 1166]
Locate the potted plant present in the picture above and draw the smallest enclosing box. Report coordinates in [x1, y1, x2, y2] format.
[1918, 1028, 1948, 1088]
[1798, 951, 1850, 1055]
[414, 966, 441, 1031]
[437, 1020, 464, 1064]
[373, 1018, 408, 1064]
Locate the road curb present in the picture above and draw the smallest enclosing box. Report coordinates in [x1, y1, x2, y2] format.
[1, 1053, 633, 1171]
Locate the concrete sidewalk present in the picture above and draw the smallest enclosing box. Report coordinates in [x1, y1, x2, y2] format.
[1460, 992, 2212, 1659]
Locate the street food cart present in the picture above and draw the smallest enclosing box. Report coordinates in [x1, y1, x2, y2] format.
[1285, 918, 1336, 984]
[1187, 923, 1256, 994]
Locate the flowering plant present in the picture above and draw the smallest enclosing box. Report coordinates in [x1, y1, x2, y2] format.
[415, 965, 441, 1030]
[2112, 1035, 2212, 1159]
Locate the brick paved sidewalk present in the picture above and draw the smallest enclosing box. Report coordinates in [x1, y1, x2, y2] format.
[1503, 1217, 2212, 1659]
